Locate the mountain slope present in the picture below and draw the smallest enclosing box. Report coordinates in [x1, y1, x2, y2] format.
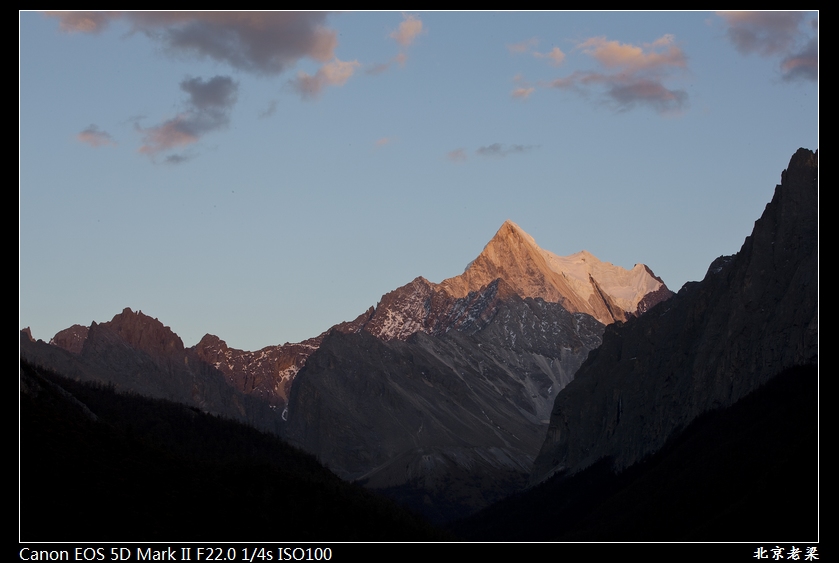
[282, 221, 672, 522]
[20, 360, 447, 541]
[532, 148, 818, 483]
[453, 363, 817, 541]
[286, 286, 605, 522]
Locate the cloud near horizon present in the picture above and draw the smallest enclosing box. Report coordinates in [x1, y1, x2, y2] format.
[717, 11, 817, 82]
[137, 75, 238, 160]
[77, 124, 116, 147]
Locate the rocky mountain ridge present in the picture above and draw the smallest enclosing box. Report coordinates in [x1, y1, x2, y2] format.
[32, 221, 670, 415]
[340, 221, 672, 343]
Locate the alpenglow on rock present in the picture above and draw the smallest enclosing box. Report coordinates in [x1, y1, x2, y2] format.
[343, 220, 673, 341]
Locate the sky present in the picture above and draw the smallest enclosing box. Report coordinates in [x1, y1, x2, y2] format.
[20, 11, 818, 351]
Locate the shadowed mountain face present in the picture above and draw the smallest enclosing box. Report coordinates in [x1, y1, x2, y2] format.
[286, 289, 605, 521]
[282, 226, 671, 522]
[21, 309, 285, 436]
[20, 361, 448, 542]
[532, 148, 818, 484]
[453, 363, 817, 541]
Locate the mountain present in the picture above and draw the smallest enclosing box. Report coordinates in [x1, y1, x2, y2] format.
[21, 308, 284, 436]
[192, 332, 323, 410]
[439, 220, 671, 324]
[21, 219, 671, 523]
[285, 223, 671, 522]
[530, 147, 817, 484]
[450, 148, 817, 541]
[338, 220, 671, 342]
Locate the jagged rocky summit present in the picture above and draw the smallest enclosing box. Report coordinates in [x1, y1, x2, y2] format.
[338, 220, 672, 342]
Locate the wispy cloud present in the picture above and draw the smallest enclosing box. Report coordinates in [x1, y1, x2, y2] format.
[781, 34, 818, 82]
[390, 14, 424, 47]
[76, 124, 116, 147]
[512, 87, 535, 100]
[291, 58, 360, 100]
[511, 74, 535, 100]
[548, 34, 689, 114]
[717, 11, 818, 82]
[508, 38, 566, 67]
[259, 100, 278, 119]
[45, 12, 338, 75]
[533, 46, 566, 66]
[137, 75, 238, 160]
[46, 12, 357, 164]
[507, 38, 538, 54]
[718, 12, 803, 56]
[446, 148, 467, 162]
[375, 137, 394, 148]
[365, 53, 408, 76]
[476, 143, 537, 158]
[577, 35, 686, 71]
[370, 15, 423, 74]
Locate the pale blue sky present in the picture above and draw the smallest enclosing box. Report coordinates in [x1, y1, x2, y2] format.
[20, 11, 818, 350]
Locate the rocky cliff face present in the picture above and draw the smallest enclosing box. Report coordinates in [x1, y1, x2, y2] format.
[21, 308, 284, 436]
[50, 324, 89, 355]
[531, 148, 818, 484]
[192, 333, 323, 408]
[286, 288, 605, 522]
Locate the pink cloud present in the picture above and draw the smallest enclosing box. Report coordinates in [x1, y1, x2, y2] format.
[446, 149, 467, 162]
[512, 87, 535, 100]
[138, 115, 198, 155]
[76, 124, 116, 147]
[390, 14, 424, 47]
[375, 137, 394, 147]
[546, 35, 689, 115]
[292, 58, 360, 100]
[507, 38, 538, 54]
[137, 75, 238, 159]
[534, 46, 566, 67]
[577, 35, 686, 71]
